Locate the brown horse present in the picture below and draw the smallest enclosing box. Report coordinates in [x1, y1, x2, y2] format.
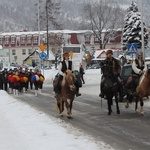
[135, 68, 150, 114]
[125, 68, 150, 114]
[53, 70, 76, 118]
[125, 75, 139, 108]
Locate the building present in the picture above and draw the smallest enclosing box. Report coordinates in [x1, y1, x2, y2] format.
[0, 30, 122, 66]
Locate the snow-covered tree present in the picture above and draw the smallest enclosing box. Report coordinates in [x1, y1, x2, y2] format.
[40, 0, 62, 30]
[122, 1, 149, 50]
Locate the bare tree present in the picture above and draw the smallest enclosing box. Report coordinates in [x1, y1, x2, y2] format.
[83, 0, 124, 49]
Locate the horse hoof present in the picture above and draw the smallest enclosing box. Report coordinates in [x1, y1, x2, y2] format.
[59, 113, 63, 117]
[117, 110, 120, 114]
[67, 115, 73, 119]
[108, 112, 111, 115]
[135, 110, 139, 113]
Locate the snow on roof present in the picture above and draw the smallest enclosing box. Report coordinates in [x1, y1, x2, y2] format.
[93, 49, 108, 59]
[0, 30, 93, 36]
[94, 50, 103, 58]
[0, 28, 124, 37]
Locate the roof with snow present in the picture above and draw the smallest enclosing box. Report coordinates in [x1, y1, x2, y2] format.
[24, 49, 55, 61]
[0, 29, 124, 36]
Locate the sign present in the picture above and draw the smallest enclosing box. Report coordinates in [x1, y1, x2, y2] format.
[39, 52, 47, 60]
[127, 43, 138, 54]
[69, 51, 73, 59]
[38, 45, 46, 52]
[0, 49, 10, 69]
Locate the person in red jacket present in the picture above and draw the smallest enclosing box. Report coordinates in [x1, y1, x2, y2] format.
[13, 70, 20, 95]
[19, 68, 28, 93]
[37, 70, 45, 93]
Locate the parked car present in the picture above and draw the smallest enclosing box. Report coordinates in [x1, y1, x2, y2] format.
[10, 63, 20, 68]
[146, 61, 150, 68]
[73, 70, 82, 88]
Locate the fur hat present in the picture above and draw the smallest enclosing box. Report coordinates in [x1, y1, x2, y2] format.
[63, 52, 70, 57]
[106, 50, 113, 55]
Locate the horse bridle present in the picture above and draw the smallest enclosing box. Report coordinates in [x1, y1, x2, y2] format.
[65, 76, 76, 91]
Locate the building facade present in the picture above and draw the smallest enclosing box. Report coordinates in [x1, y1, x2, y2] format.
[0, 30, 122, 65]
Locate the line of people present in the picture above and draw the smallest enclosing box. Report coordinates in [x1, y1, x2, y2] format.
[0, 67, 45, 96]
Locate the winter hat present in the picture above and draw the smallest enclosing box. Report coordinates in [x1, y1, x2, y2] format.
[63, 52, 70, 57]
[106, 50, 113, 55]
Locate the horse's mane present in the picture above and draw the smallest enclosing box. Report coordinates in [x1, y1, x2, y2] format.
[139, 69, 149, 85]
[61, 70, 75, 87]
[101, 65, 113, 77]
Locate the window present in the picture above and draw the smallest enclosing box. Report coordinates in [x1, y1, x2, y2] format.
[11, 37, 16, 44]
[63, 47, 80, 53]
[28, 49, 32, 55]
[85, 35, 90, 42]
[21, 37, 26, 44]
[22, 49, 26, 55]
[0, 38, 3, 45]
[5, 37, 9, 44]
[95, 37, 99, 41]
[27, 37, 31, 44]
[109, 32, 116, 41]
[12, 49, 16, 55]
[33, 36, 38, 43]
[43, 37, 47, 43]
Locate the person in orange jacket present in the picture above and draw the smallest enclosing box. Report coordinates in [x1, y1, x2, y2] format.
[12, 70, 20, 95]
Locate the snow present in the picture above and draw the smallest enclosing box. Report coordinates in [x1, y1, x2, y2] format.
[0, 67, 115, 150]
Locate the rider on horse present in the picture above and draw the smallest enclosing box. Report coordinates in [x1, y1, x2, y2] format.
[99, 49, 123, 100]
[54, 52, 81, 98]
[126, 51, 147, 95]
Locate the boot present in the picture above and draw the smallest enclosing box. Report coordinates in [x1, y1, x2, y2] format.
[9, 88, 12, 94]
[13, 89, 16, 95]
[39, 89, 42, 93]
[35, 90, 37, 96]
[23, 87, 26, 93]
[99, 93, 104, 98]
[16, 90, 19, 95]
[76, 92, 81, 97]
[99, 82, 104, 98]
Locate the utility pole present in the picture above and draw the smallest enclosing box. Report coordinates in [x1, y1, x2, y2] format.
[46, 0, 49, 59]
[141, 0, 145, 59]
[38, 0, 40, 46]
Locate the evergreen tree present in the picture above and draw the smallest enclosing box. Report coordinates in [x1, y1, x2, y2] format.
[122, 1, 149, 51]
[40, 0, 62, 30]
